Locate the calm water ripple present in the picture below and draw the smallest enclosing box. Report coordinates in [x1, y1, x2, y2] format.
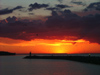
[0, 55, 100, 75]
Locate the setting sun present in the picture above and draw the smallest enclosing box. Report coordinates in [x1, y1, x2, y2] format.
[54, 47, 66, 53]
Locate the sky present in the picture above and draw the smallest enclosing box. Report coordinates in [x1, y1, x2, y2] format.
[0, 0, 100, 54]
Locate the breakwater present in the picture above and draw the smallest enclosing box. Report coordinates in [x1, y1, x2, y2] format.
[24, 55, 100, 65]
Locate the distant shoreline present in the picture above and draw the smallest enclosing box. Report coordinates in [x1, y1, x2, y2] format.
[0, 51, 16, 56]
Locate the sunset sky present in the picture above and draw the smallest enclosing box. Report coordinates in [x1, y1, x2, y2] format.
[0, 0, 100, 54]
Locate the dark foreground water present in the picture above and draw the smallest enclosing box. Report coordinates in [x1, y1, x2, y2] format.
[0, 55, 100, 75]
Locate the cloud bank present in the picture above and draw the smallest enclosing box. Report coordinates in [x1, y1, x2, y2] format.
[0, 9, 100, 44]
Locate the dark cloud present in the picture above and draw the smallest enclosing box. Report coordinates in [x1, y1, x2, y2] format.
[56, 4, 71, 9]
[0, 16, 17, 24]
[0, 6, 24, 15]
[0, 8, 13, 15]
[28, 2, 49, 11]
[71, 1, 86, 6]
[46, 10, 80, 30]
[58, 0, 63, 3]
[0, 20, 7, 24]
[0, 10, 100, 44]
[84, 2, 100, 11]
[51, 11, 59, 16]
[46, 10, 100, 44]
[64, 9, 72, 14]
[6, 16, 17, 23]
[29, 13, 34, 15]
[46, 7, 58, 11]
[13, 6, 24, 10]
[0, 18, 46, 41]
[46, 5, 72, 11]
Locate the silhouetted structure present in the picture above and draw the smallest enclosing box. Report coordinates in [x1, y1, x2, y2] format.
[29, 52, 31, 56]
[89, 53, 91, 57]
[24, 55, 100, 65]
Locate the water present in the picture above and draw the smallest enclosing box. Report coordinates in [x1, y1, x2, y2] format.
[0, 55, 100, 75]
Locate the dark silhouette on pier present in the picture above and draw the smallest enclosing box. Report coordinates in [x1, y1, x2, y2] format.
[30, 52, 31, 56]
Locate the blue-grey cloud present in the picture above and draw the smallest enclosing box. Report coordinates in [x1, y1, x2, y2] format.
[28, 2, 49, 11]
[0, 8, 13, 15]
[46, 5, 72, 11]
[56, 4, 71, 9]
[46, 7, 58, 11]
[0, 6, 24, 15]
[71, 0, 86, 6]
[71, 1, 86, 6]
[13, 6, 24, 10]
[84, 2, 100, 11]
[58, 0, 63, 3]
[29, 13, 34, 15]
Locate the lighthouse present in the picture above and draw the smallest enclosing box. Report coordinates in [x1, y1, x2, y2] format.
[29, 52, 31, 56]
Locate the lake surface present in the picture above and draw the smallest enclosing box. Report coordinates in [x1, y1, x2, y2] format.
[0, 55, 100, 75]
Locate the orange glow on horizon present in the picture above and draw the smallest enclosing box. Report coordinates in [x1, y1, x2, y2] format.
[0, 37, 100, 54]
